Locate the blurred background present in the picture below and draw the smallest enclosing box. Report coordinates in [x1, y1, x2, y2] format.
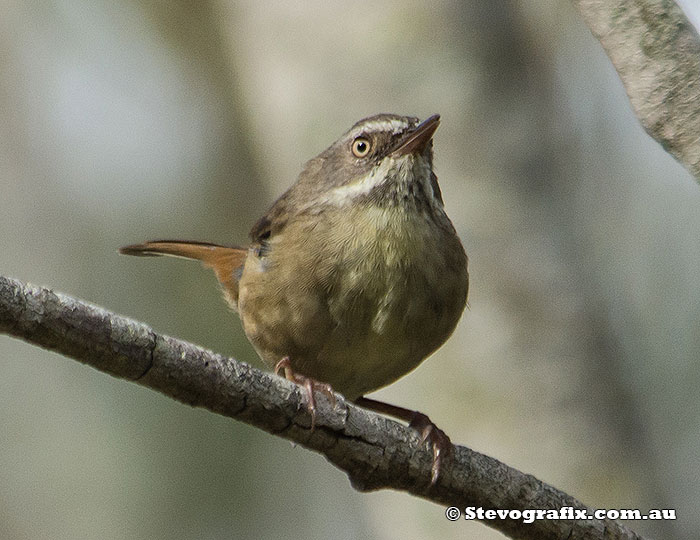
[1, 1, 699, 539]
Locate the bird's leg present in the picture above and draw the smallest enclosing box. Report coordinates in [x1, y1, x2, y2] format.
[274, 357, 336, 430]
[355, 396, 452, 485]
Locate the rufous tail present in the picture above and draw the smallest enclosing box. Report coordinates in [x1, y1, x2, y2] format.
[119, 240, 247, 307]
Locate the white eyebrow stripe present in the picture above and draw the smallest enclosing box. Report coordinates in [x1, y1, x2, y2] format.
[349, 119, 411, 138]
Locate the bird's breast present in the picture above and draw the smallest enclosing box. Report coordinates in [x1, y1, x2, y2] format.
[237, 202, 468, 398]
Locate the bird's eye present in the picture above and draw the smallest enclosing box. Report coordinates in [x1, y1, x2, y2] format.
[351, 137, 371, 158]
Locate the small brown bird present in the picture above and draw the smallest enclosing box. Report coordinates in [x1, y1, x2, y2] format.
[120, 114, 468, 483]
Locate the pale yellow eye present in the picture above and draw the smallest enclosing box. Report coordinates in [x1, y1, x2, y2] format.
[352, 137, 371, 158]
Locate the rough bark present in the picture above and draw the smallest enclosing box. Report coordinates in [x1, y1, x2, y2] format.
[0, 275, 648, 540]
[573, 0, 700, 180]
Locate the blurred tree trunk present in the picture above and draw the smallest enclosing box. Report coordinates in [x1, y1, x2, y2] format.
[455, 2, 671, 538]
[134, 0, 267, 234]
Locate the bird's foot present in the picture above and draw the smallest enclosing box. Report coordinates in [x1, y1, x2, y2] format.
[274, 357, 336, 430]
[355, 396, 453, 486]
[409, 411, 453, 485]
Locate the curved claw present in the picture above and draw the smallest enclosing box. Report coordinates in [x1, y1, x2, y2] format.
[274, 357, 337, 430]
[355, 397, 453, 486]
[410, 413, 453, 485]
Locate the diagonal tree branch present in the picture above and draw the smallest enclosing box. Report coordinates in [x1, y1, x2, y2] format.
[573, 0, 700, 181]
[0, 275, 647, 540]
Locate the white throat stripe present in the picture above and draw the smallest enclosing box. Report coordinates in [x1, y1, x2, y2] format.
[322, 156, 402, 205]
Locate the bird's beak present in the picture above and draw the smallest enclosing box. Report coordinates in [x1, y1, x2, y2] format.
[390, 114, 440, 157]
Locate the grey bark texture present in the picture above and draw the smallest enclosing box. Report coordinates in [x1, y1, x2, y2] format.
[0, 275, 648, 540]
[573, 0, 700, 180]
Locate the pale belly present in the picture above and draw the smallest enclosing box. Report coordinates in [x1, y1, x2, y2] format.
[237, 206, 468, 400]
